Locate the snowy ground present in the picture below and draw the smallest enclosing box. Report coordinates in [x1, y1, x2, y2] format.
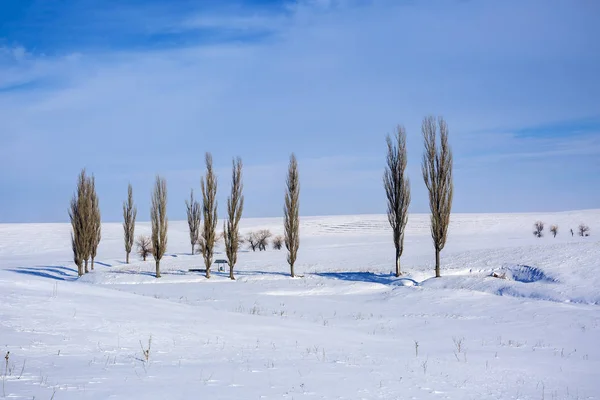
[0, 210, 599, 399]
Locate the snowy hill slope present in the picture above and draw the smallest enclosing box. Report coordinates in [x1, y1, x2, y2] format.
[0, 210, 599, 399]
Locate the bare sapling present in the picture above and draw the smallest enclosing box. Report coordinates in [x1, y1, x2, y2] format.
[185, 189, 201, 255]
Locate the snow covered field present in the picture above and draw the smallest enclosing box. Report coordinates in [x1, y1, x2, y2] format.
[0, 210, 599, 399]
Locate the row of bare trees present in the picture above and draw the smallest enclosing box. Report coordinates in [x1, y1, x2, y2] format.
[71, 153, 300, 280]
[69, 170, 101, 276]
[534, 221, 590, 238]
[384, 116, 453, 278]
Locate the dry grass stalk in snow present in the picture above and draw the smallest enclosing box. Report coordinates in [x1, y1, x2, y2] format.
[185, 189, 201, 255]
[136, 235, 152, 261]
[384, 125, 411, 277]
[201, 152, 218, 278]
[224, 157, 244, 280]
[123, 184, 137, 264]
[422, 116, 453, 278]
[151, 176, 168, 278]
[284, 153, 300, 277]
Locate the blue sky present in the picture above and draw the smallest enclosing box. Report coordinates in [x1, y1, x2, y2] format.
[1, 0, 599, 223]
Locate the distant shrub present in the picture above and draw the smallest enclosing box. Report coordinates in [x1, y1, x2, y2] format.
[578, 224, 590, 237]
[550, 225, 558, 238]
[136, 235, 152, 261]
[246, 232, 260, 252]
[257, 229, 273, 251]
[533, 221, 544, 238]
[272, 235, 283, 250]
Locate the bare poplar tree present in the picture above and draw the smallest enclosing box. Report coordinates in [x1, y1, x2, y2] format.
[224, 157, 244, 280]
[89, 176, 101, 270]
[550, 225, 558, 238]
[123, 184, 137, 263]
[422, 116, 453, 278]
[201, 153, 218, 278]
[284, 153, 300, 277]
[151, 176, 168, 278]
[81, 173, 94, 274]
[384, 125, 411, 277]
[69, 169, 89, 276]
[185, 189, 201, 255]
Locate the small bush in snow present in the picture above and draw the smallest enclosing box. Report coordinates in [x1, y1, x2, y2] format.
[272, 235, 283, 250]
[578, 224, 590, 237]
[256, 229, 273, 251]
[550, 225, 558, 238]
[246, 232, 260, 252]
[533, 221, 544, 238]
[136, 235, 152, 261]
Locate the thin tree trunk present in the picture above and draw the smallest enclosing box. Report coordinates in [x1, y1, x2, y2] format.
[206, 266, 211, 279]
[156, 260, 161, 278]
[84, 259, 89, 274]
[395, 247, 401, 277]
[191, 244, 194, 255]
[229, 265, 235, 280]
[290, 264, 295, 278]
[78, 265, 83, 277]
[126, 252, 130, 264]
[91, 258, 95, 270]
[435, 249, 440, 278]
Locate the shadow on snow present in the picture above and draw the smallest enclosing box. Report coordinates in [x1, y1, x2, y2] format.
[315, 271, 419, 286]
[8, 265, 79, 281]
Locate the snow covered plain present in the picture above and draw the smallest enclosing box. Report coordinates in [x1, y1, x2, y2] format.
[0, 210, 599, 399]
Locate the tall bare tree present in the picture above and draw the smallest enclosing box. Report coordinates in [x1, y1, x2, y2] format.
[151, 176, 168, 278]
[201, 153, 218, 278]
[69, 169, 90, 276]
[89, 176, 101, 270]
[224, 157, 244, 280]
[284, 153, 300, 277]
[384, 125, 411, 277]
[123, 184, 137, 263]
[422, 116, 453, 278]
[185, 189, 201, 255]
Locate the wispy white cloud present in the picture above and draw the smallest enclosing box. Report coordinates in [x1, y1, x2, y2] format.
[0, 0, 599, 221]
